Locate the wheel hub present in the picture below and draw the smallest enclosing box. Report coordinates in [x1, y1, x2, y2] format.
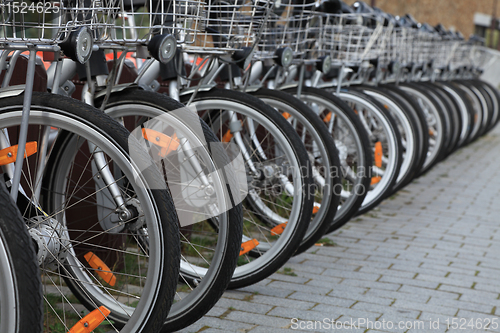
[28, 216, 70, 268]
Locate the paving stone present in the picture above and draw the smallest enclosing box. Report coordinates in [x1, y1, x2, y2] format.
[178, 126, 500, 332]
[251, 294, 316, 310]
[224, 311, 291, 328]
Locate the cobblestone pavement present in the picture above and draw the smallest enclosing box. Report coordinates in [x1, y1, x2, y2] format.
[179, 125, 500, 333]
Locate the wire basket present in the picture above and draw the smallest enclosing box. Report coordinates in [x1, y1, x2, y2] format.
[369, 20, 393, 66]
[321, 13, 383, 66]
[449, 40, 473, 70]
[380, 26, 410, 66]
[469, 45, 492, 70]
[254, 1, 318, 63]
[102, 0, 271, 54]
[0, 0, 114, 43]
[432, 34, 459, 69]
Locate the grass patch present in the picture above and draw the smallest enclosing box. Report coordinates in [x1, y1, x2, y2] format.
[316, 238, 337, 247]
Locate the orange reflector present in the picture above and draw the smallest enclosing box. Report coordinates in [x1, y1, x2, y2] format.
[67, 306, 111, 333]
[374, 141, 383, 168]
[371, 176, 382, 185]
[222, 130, 233, 143]
[384, 104, 389, 110]
[142, 129, 180, 157]
[312, 205, 320, 214]
[0, 142, 37, 166]
[353, 108, 358, 114]
[271, 222, 287, 236]
[323, 112, 332, 123]
[195, 57, 210, 70]
[429, 129, 434, 136]
[239, 239, 259, 256]
[84, 252, 116, 286]
[282, 112, 291, 120]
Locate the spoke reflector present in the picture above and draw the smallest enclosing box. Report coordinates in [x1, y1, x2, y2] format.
[67, 306, 111, 333]
[0, 142, 37, 166]
[312, 203, 320, 214]
[371, 176, 382, 185]
[240, 239, 259, 256]
[374, 141, 383, 168]
[84, 252, 116, 286]
[142, 128, 179, 157]
[271, 222, 287, 236]
[323, 112, 332, 123]
[222, 130, 233, 142]
[282, 112, 291, 120]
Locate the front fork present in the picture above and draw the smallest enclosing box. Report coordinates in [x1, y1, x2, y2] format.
[47, 55, 132, 220]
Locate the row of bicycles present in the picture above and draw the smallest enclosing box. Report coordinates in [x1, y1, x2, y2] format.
[0, 0, 498, 332]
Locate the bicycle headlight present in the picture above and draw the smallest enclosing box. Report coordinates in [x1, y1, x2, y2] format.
[275, 47, 293, 68]
[389, 60, 401, 74]
[75, 28, 93, 64]
[148, 34, 177, 64]
[60, 27, 93, 64]
[318, 55, 332, 74]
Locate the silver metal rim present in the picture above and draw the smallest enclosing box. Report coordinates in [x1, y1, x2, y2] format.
[193, 98, 304, 279]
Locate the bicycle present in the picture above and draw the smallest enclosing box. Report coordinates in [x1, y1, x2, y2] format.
[0, 3, 182, 331]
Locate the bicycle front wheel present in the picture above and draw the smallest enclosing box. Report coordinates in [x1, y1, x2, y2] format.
[183, 88, 314, 289]
[97, 89, 243, 332]
[0, 92, 180, 332]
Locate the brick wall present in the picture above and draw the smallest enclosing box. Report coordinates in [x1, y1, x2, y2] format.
[343, 0, 498, 38]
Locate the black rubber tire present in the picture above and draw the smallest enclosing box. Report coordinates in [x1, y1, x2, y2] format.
[339, 87, 403, 214]
[0, 92, 184, 332]
[472, 79, 500, 133]
[282, 86, 372, 233]
[398, 83, 448, 175]
[182, 88, 313, 289]
[420, 82, 463, 156]
[249, 88, 341, 255]
[0, 181, 42, 333]
[96, 89, 243, 332]
[359, 85, 422, 193]
[382, 84, 430, 179]
[458, 80, 493, 138]
[452, 80, 486, 142]
[412, 83, 454, 157]
[434, 81, 474, 149]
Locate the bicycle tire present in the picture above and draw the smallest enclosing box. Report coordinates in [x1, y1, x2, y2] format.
[96, 89, 243, 332]
[281, 86, 372, 233]
[0, 181, 42, 333]
[182, 88, 313, 289]
[249, 88, 341, 255]
[335, 88, 403, 214]
[359, 85, 422, 193]
[0, 92, 181, 332]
